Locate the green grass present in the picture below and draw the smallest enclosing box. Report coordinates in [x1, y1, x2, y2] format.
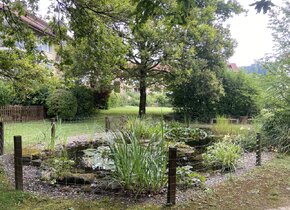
[100, 106, 173, 116]
[4, 118, 105, 153]
[179, 155, 290, 210]
[212, 116, 252, 136]
[3, 106, 172, 153]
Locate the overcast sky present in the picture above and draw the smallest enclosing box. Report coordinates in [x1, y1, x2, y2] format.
[38, 0, 280, 67]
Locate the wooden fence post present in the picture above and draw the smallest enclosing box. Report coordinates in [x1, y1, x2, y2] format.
[256, 133, 262, 166]
[167, 147, 177, 205]
[51, 118, 56, 148]
[0, 122, 4, 155]
[14, 136, 23, 191]
[105, 117, 110, 132]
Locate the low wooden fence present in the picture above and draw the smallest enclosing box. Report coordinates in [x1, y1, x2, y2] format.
[0, 106, 44, 122]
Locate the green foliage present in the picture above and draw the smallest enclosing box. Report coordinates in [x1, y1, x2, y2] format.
[217, 70, 260, 117]
[169, 69, 224, 122]
[250, 0, 275, 14]
[0, 81, 13, 105]
[165, 126, 208, 142]
[126, 91, 140, 106]
[154, 93, 171, 107]
[42, 156, 75, 184]
[259, 2, 290, 152]
[124, 117, 162, 139]
[261, 111, 290, 153]
[0, 50, 54, 105]
[72, 86, 96, 117]
[176, 166, 206, 189]
[203, 140, 242, 172]
[110, 131, 167, 193]
[235, 132, 257, 152]
[108, 92, 127, 108]
[212, 116, 247, 136]
[46, 89, 78, 119]
[53, 0, 241, 116]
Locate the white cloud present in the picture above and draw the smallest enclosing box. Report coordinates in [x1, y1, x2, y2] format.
[226, 0, 285, 66]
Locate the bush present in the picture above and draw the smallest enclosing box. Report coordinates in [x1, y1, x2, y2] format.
[0, 81, 12, 105]
[72, 86, 95, 117]
[155, 93, 171, 107]
[203, 140, 242, 172]
[108, 92, 128, 108]
[46, 89, 78, 119]
[234, 131, 257, 152]
[126, 91, 139, 106]
[261, 110, 290, 152]
[110, 131, 167, 193]
[176, 166, 206, 189]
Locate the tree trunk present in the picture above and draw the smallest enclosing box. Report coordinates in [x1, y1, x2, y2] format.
[138, 69, 147, 117]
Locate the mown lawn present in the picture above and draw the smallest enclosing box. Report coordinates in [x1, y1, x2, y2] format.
[1, 155, 290, 209]
[3, 106, 172, 153]
[100, 106, 173, 116]
[4, 118, 105, 153]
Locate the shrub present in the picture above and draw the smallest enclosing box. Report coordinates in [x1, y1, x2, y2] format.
[234, 131, 257, 152]
[108, 92, 122, 108]
[176, 166, 206, 189]
[203, 140, 242, 172]
[261, 110, 290, 152]
[72, 86, 95, 117]
[0, 81, 13, 105]
[155, 93, 171, 107]
[110, 131, 167, 193]
[108, 92, 128, 108]
[46, 89, 78, 119]
[126, 91, 139, 106]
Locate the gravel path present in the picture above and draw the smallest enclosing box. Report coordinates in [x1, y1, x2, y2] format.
[205, 152, 275, 187]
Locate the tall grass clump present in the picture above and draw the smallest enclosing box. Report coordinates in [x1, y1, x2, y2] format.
[109, 131, 167, 193]
[124, 117, 163, 139]
[212, 116, 249, 136]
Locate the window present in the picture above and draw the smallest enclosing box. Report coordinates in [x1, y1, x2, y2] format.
[37, 42, 51, 53]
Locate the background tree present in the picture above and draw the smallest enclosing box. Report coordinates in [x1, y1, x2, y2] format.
[51, 0, 242, 117]
[169, 67, 224, 121]
[260, 2, 290, 111]
[167, 1, 242, 121]
[260, 2, 290, 152]
[217, 70, 260, 117]
[120, 0, 242, 117]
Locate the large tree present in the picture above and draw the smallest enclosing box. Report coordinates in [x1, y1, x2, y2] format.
[119, 0, 242, 117]
[0, 1, 57, 104]
[50, 0, 243, 117]
[167, 1, 242, 121]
